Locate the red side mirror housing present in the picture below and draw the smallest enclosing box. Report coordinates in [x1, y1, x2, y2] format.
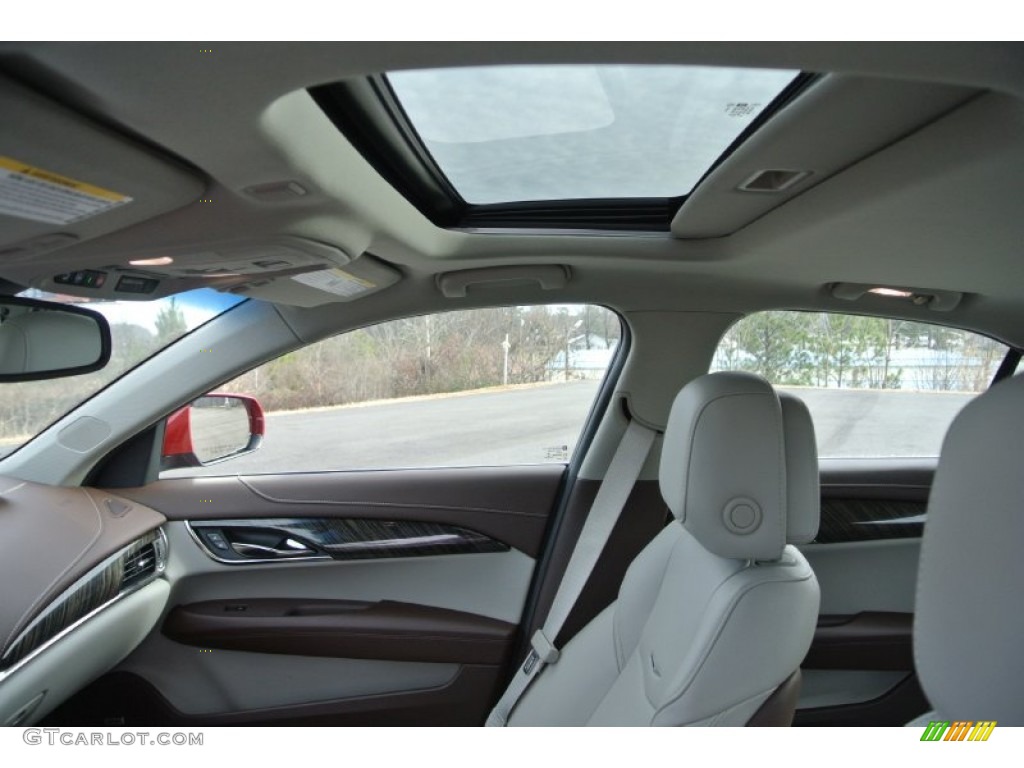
[161, 393, 264, 470]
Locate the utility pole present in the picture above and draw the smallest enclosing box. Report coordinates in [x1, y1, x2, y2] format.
[502, 333, 510, 386]
[424, 314, 432, 387]
[565, 318, 581, 382]
[425, 315, 431, 361]
[565, 327, 571, 382]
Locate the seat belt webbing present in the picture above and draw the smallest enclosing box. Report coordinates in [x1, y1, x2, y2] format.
[485, 419, 657, 726]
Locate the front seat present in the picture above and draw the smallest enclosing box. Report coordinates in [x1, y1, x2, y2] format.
[910, 372, 1024, 727]
[501, 372, 821, 726]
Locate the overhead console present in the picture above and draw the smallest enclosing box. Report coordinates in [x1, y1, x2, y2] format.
[30, 235, 402, 307]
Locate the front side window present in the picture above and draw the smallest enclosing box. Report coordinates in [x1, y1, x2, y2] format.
[161, 304, 621, 477]
[712, 311, 1007, 458]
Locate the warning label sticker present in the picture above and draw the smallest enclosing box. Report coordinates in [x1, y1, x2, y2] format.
[291, 268, 376, 298]
[0, 156, 132, 225]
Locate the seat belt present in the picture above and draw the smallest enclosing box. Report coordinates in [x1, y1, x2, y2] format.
[486, 418, 658, 726]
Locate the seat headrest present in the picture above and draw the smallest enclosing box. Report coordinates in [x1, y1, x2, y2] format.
[658, 372, 819, 560]
[779, 392, 820, 546]
[914, 373, 1024, 725]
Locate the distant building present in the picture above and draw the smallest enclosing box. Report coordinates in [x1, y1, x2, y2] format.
[546, 338, 619, 381]
[856, 347, 999, 392]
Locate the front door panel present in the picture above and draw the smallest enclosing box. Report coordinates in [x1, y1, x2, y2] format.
[44, 466, 562, 726]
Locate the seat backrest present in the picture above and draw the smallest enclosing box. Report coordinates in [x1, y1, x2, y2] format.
[507, 372, 820, 726]
[913, 373, 1024, 726]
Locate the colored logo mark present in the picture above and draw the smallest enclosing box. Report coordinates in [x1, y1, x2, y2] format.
[920, 721, 996, 742]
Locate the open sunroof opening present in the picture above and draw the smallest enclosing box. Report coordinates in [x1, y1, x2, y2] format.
[388, 65, 799, 205]
[310, 64, 807, 230]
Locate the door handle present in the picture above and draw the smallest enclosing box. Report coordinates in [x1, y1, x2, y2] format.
[231, 539, 316, 559]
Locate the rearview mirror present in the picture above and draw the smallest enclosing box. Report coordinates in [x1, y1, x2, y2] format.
[0, 296, 111, 381]
[161, 393, 265, 469]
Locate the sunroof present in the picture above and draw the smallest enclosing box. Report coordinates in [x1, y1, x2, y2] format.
[387, 65, 800, 205]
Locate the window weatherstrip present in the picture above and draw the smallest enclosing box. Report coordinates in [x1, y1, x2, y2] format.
[991, 347, 1021, 386]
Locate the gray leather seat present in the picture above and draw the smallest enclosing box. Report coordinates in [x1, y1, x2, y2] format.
[507, 372, 821, 726]
[910, 373, 1024, 726]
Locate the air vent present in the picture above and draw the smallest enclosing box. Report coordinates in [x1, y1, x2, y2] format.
[738, 169, 811, 193]
[122, 541, 159, 588]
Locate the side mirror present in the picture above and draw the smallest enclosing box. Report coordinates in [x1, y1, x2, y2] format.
[161, 393, 265, 470]
[0, 296, 111, 381]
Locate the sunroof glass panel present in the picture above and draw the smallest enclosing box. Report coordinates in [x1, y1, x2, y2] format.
[387, 65, 799, 205]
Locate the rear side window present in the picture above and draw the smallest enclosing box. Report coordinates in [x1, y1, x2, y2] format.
[712, 312, 1007, 458]
[161, 304, 620, 477]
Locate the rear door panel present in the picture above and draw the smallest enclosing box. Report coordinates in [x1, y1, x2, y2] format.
[795, 459, 931, 725]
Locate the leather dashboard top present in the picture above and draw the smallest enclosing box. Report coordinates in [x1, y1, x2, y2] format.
[0, 476, 165, 661]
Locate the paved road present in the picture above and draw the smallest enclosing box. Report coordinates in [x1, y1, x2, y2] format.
[779, 387, 972, 458]
[164, 381, 976, 477]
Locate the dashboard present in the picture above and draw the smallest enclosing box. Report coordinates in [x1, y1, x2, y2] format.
[0, 476, 168, 725]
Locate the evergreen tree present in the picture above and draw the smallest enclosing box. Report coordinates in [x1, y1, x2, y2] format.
[154, 298, 188, 345]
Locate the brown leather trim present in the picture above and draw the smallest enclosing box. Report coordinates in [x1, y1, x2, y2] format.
[0, 476, 165, 657]
[43, 666, 503, 726]
[116, 465, 563, 558]
[747, 669, 801, 726]
[793, 673, 928, 726]
[163, 598, 516, 665]
[802, 611, 914, 671]
[527, 479, 671, 647]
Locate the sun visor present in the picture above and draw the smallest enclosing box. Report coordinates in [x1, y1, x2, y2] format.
[0, 76, 204, 260]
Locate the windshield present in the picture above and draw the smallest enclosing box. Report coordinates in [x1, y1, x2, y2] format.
[0, 288, 243, 458]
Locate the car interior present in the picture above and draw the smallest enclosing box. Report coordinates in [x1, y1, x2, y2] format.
[0, 42, 1021, 728]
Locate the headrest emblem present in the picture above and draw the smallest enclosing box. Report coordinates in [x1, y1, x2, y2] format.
[722, 497, 762, 535]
